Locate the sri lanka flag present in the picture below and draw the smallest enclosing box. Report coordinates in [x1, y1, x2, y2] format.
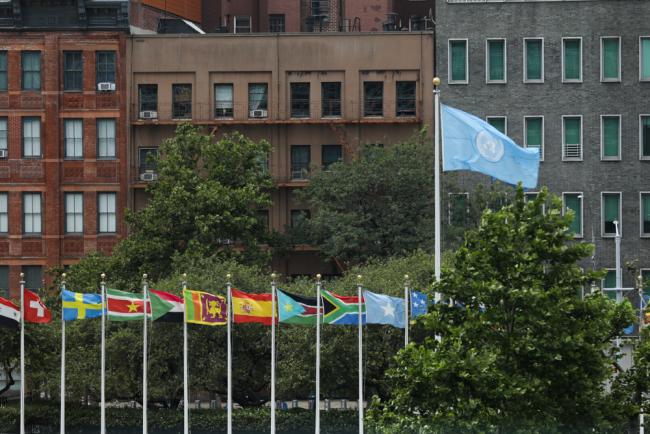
[183, 289, 227, 326]
[321, 290, 365, 325]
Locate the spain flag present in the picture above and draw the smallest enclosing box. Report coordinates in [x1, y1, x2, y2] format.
[231, 288, 276, 325]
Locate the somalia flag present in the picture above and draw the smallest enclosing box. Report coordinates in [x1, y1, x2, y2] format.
[321, 290, 365, 325]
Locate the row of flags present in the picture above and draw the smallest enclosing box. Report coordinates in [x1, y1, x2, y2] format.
[0, 287, 428, 328]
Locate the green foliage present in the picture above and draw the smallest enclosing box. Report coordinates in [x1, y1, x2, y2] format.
[368, 187, 637, 433]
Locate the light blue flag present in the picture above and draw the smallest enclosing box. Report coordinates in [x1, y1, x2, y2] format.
[442, 105, 540, 189]
[410, 290, 428, 318]
[363, 290, 405, 329]
[276, 289, 306, 322]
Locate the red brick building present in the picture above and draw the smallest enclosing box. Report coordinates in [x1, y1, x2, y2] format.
[0, 0, 130, 296]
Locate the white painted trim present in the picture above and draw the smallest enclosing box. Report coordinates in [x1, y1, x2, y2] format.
[640, 36, 650, 82]
[486, 116, 507, 135]
[600, 36, 621, 82]
[523, 37, 544, 83]
[524, 115, 544, 161]
[562, 191, 584, 238]
[561, 115, 583, 161]
[640, 191, 650, 238]
[448, 38, 469, 85]
[486, 38, 507, 84]
[600, 114, 622, 160]
[640, 114, 650, 160]
[601, 191, 622, 238]
[562, 37, 583, 83]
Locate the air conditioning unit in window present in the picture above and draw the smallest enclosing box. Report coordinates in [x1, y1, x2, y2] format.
[140, 171, 158, 182]
[249, 109, 268, 118]
[0, 149, 7, 159]
[139, 111, 158, 119]
[97, 82, 116, 92]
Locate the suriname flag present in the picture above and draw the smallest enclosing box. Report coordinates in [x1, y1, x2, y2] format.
[106, 288, 150, 321]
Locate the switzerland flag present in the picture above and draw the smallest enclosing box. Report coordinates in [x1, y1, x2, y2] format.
[24, 289, 52, 323]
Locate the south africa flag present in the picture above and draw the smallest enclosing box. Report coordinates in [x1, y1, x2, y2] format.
[321, 289, 365, 325]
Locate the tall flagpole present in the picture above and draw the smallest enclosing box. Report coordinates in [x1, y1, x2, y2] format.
[226, 273, 233, 434]
[270, 273, 277, 434]
[182, 273, 189, 434]
[433, 76, 442, 296]
[142, 274, 149, 434]
[639, 273, 645, 434]
[356, 275, 363, 434]
[315, 274, 322, 434]
[100, 273, 106, 434]
[404, 275, 410, 347]
[60, 274, 67, 434]
[19, 273, 25, 434]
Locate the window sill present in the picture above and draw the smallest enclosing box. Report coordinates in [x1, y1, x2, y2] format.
[363, 115, 384, 118]
[562, 158, 583, 162]
[22, 234, 42, 238]
[486, 80, 507, 85]
[562, 80, 583, 84]
[64, 233, 84, 237]
[601, 79, 621, 83]
[524, 80, 544, 84]
[22, 156, 42, 160]
[448, 81, 468, 85]
[601, 234, 618, 238]
[96, 157, 117, 161]
[321, 115, 342, 119]
[600, 157, 621, 161]
[63, 90, 83, 93]
[97, 232, 117, 236]
[640, 156, 650, 161]
[64, 157, 84, 161]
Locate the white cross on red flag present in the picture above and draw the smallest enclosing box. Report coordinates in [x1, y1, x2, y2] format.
[24, 289, 52, 324]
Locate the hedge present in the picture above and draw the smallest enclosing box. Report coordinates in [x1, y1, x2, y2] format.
[0, 402, 360, 434]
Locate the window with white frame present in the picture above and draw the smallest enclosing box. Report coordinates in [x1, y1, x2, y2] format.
[641, 192, 650, 237]
[487, 116, 507, 135]
[23, 193, 41, 234]
[640, 37, 650, 81]
[97, 193, 116, 233]
[562, 38, 582, 82]
[524, 38, 543, 82]
[562, 192, 583, 238]
[449, 39, 468, 84]
[524, 116, 544, 160]
[641, 115, 650, 159]
[601, 37, 621, 82]
[562, 116, 582, 160]
[64, 119, 83, 159]
[602, 269, 617, 300]
[0, 193, 7, 233]
[214, 84, 234, 118]
[600, 115, 621, 160]
[486, 39, 506, 83]
[22, 117, 41, 158]
[0, 117, 6, 151]
[96, 119, 116, 158]
[234, 16, 251, 33]
[65, 192, 83, 234]
[601, 192, 621, 236]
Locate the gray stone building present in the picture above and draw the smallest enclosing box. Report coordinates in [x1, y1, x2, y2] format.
[436, 0, 650, 294]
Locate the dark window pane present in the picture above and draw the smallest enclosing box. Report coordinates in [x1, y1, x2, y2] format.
[248, 83, 268, 115]
[96, 51, 116, 84]
[0, 51, 6, 91]
[526, 39, 542, 81]
[363, 82, 383, 116]
[22, 265, 42, 290]
[321, 145, 342, 169]
[321, 82, 341, 117]
[603, 194, 619, 235]
[291, 145, 310, 179]
[396, 81, 416, 117]
[642, 117, 650, 157]
[215, 84, 233, 118]
[172, 84, 192, 119]
[139, 84, 158, 113]
[64, 51, 83, 91]
[0, 266, 7, 298]
[269, 14, 285, 32]
[22, 51, 41, 90]
[291, 83, 310, 118]
[139, 148, 158, 173]
[642, 194, 650, 235]
[291, 209, 311, 227]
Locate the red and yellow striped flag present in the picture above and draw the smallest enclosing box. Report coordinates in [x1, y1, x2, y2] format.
[231, 288, 276, 325]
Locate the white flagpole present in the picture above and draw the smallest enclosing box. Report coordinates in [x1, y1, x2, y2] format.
[639, 273, 645, 434]
[315, 274, 322, 434]
[433, 77, 442, 296]
[356, 275, 363, 434]
[100, 273, 106, 434]
[271, 273, 277, 434]
[19, 273, 25, 434]
[60, 274, 67, 434]
[182, 273, 189, 434]
[226, 274, 233, 434]
[142, 274, 149, 434]
[404, 275, 410, 347]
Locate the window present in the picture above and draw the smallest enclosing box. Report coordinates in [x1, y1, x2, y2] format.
[214, 84, 233, 118]
[0, 51, 8, 90]
[96, 119, 116, 158]
[641, 37, 650, 81]
[22, 266, 42, 291]
[396, 81, 416, 117]
[172, 84, 192, 119]
[562, 116, 582, 160]
[562, 38, 582, 82]
[642, 269, 650, 293]
[22, 117, 41, 158]
[524, 116, 544, 160]
[524, 38, 543, 82]
[21, 51, 41, 90]
[63, 51, 83, 91]
[290, 83, 310, 118]
[64, 119, 83, 159]
[0, 193, 7, 233]
[0, 266, 7, 298]
[321, 82, 341, 117]
[23, 193, 41, 234]
[449, 39, 468, 84]
[0, 117, 7, 151]
[487, 117, 507, 135]
[291, 209, 311, 228]
[486, 39, 506, 83]
[601, 115, 621, 160]
[448, 193, 469, 226]
[98, 193, 116, 233]
[269, 14, 285, 32]
[641, 115, 650, 159]
[234, 16, 251, 33]
[602, 192, 621, 236]
[641, 193, 650, 236]
[96, 51, 116, 85]
[603, 270, 617, 300]
[65, 192, 83, 234]
[248, 83, 268, 116]
[563, 193, 583, 237]
[138, 84, 158, 113]
[291, 145, 310, 180]
[321, 145, 342, 169]
[363, 81, 383, 117]
[601, 37, 621, 82]
[139, 147, 158, 174]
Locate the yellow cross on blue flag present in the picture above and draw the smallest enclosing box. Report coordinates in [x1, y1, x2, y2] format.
[62, 289, 103, 320]
[442, 105, 540, 189]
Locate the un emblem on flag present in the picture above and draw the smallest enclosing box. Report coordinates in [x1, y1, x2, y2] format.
[475, 131, 505, 162]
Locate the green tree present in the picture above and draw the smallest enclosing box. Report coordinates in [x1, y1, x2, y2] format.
[369, 187, 636, 433]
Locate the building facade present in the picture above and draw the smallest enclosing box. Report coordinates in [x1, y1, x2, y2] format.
[0, 0, 130, 296]
[436, 0, 650, 293]
[128, 32, 434, 277]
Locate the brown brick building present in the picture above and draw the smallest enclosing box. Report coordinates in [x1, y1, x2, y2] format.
[0, 0, 130, 296]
